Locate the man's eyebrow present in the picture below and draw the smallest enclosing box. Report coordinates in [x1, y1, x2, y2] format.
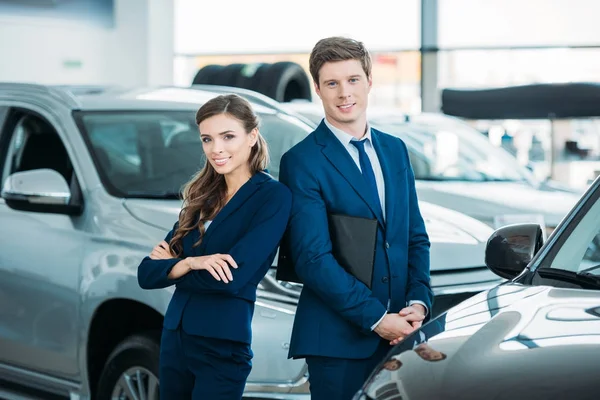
[323, 75, 361, 83]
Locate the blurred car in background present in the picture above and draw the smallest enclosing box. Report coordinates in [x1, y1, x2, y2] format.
[354, 173, 600, 400]
[285, 100, 582, 235]
[0, 83, 499, 399]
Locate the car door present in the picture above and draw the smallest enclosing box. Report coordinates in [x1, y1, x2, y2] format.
[0, 106, 84, 381]
[247, 293, 307, 388]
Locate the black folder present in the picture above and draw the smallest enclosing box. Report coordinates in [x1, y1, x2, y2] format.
[276, 214, 378, 289]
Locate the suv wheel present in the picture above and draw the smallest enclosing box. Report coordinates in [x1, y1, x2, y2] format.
[96, 333, 160, 400]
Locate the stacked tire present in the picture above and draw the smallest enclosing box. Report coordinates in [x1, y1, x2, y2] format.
[192, 62, 312, 103]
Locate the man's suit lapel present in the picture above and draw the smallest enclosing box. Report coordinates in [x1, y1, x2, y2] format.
[316, 122, 385, 229]
[371, 129, 398, 231]
[371, 129, 408, 238]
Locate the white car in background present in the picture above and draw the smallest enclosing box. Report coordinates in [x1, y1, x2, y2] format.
[284, 101, 582, 234]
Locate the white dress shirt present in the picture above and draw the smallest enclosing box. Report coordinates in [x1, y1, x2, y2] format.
[323, 118, 428, 330]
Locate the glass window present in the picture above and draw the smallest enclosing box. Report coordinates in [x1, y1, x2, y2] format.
[581, 231, 600, 273]
[175, 0, 420, 54]
[75, 110, 312, 198]
[0, 106, 13, 176]
[77, 111, 203, 197]
[0, 106, 8, 131]
[438, 48, 600, 90]
[548, 188, 600, 275]
[437, 47, 600, 185]
[2, 113, 73, 188]
[438, 0, 600, 48]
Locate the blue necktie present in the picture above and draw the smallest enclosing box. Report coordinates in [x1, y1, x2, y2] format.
[350, 139, 383, 218]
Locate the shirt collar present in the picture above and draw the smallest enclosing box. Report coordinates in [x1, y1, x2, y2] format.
[323, 117, 372, 146]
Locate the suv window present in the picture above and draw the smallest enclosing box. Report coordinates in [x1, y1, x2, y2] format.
[75, 110, 312, 198]
[0, 106, 8, 133]
[1, 110, 75, 194]
[0, 106, 8, 170]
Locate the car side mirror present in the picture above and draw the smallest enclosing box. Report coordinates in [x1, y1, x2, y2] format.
[485, 223, 544, 280]
[2, 169, 81, 215]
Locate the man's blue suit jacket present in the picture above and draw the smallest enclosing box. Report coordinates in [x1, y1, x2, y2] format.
[279, 121, 433, 359]
[137, 172, 291, 345]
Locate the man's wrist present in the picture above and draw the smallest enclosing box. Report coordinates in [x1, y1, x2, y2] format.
[371, 312, 387, 331]
[410, 303, 426, 316]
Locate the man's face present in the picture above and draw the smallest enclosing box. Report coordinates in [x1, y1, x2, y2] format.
[383, 359, 402, 371]
[415, 344, 445, 361]
[315, 59, 372, 131]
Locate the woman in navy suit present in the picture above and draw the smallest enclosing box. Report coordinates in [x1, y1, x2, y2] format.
[137, 94, 292, 399]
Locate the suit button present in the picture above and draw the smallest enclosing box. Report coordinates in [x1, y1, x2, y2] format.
[382, 276, 389, 283]
[385, 242, 390, 249]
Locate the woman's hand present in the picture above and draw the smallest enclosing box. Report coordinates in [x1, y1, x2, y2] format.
[147, 241, 189, 280]
[186, 254, 238, 283]
[149, 241, 173, 260]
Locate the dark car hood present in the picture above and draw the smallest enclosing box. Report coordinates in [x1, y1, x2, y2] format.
[358, 283, 600, 400]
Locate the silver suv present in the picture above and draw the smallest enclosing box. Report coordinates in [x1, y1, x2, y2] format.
[0, 83, 500, 399]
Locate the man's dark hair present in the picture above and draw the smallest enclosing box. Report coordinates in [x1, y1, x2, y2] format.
[309, 36, 372, 87]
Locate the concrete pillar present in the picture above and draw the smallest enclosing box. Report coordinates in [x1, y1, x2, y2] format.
[146, 0, 174, 86]
[420, 0, 440, 113]
[109, 0, 174, 86]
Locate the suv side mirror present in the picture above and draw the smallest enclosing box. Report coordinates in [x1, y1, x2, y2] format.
[2, 169, 82, 215]
[485, 223, 544, 280]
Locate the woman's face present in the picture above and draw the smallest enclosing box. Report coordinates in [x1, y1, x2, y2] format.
[199, 113, 257, 177]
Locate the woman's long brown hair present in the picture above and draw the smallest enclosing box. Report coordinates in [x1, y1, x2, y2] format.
[169, 94, 269, 257]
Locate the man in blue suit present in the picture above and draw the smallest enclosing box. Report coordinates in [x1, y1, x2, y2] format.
[279, 37, 433, 399]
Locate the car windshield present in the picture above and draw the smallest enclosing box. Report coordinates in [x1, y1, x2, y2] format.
[542, 179, 600, 278]
[74, 110, 312, 198]
[371, 115, 532, 183]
